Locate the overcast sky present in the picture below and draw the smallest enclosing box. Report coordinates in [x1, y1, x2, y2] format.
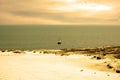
[0, 0, 120, 25]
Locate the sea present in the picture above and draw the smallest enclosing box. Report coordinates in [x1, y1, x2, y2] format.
[0, 25, 119, 50]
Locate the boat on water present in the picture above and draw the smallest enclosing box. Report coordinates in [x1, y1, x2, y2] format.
[57, 40, 62, 45]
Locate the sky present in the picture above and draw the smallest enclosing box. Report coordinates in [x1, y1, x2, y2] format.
[0, 0, 120, 25]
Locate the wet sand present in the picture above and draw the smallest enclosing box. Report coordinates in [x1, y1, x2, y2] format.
[0, 50, 120, 80]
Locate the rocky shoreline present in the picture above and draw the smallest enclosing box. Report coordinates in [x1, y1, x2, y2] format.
[0, 46, 120, 73]
[62, 46, 120, 73]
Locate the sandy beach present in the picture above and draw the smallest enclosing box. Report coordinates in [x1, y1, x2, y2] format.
[0, 47, 120, 80]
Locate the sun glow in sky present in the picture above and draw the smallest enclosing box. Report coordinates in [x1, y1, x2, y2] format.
[60, 0, 76, 3]
[0, 0, 120, 24]
[55, 3, 112, 12]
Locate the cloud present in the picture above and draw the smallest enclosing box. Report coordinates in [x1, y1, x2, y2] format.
[0, 0, 120, 24]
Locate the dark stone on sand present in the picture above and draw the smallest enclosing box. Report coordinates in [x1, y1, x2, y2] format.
[33, 51, 36, 53]
[116, 70, 120, 73]
[91, 56, 102, 60]
[102, 52, 106, 56]
[96, 56, 101, 60]
[1, 50, 5, 52]
[107, 64, 113, 69]
[13, 51, 21, 53]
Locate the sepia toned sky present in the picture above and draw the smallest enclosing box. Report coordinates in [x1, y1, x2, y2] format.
[0, 0, 120, 25]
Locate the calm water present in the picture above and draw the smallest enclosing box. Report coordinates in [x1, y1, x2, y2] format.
[0, 25, 120, 50]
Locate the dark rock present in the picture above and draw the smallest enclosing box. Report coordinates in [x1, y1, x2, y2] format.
[96, 56, 101, 60]
[102, 52, 106, 56]
[93, 56, 97, 58]
[107, 64, 113, 69]
[91, 56, 96, 59]
[116, 70, 120, 73]
[91, 56, 102, 60]
[33, 51, 36, 53]
[1, 50, 5, 52]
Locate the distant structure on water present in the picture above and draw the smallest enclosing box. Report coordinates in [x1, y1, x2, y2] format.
[57, 40, 62, 45]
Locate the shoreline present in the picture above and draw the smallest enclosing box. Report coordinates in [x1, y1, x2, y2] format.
[0, 46, 119, 53]
[0, 46, 120, 80]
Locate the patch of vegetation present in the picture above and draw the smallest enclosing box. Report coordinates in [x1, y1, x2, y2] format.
[13, 51, 21, 53]
[114, 54, 120, 59]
